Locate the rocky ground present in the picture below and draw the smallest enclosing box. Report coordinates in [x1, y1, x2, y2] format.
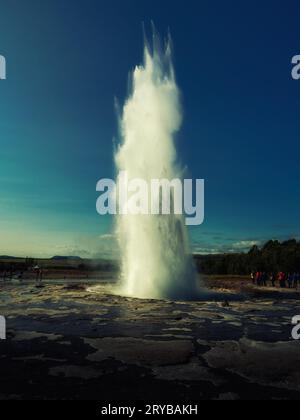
[0, 280, 299, 400]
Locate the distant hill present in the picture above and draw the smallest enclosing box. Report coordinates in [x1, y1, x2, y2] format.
[0, 255, 19, 260]
[51, 256, 82, 261]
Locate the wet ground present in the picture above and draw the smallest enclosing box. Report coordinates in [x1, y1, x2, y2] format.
[0, 280, 299, 400]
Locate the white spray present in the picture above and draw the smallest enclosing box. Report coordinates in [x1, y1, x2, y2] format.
[115, 33, 200, 300]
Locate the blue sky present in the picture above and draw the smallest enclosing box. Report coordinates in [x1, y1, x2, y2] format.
[0, 0, 300, 257]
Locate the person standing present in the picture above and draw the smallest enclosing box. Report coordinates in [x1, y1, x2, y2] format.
[261, 272, 266, 287]
[279, 272, 286, 288]
[293, 273, 299, 290]
[255, 271, 260, 286]
[297, 273, 300, 290]
[34, 265, 40, 286]
[287, 273, 293, 289]
[39, 268, 44, 285]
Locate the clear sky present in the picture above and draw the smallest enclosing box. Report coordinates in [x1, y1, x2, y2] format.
[0, 0, 300, 258]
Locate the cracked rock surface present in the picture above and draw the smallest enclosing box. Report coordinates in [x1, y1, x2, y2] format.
[0, 282, 299, 400]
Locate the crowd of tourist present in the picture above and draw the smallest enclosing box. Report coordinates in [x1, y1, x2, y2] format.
[1, 265, 44, 286]
[251, 271, 299, 289]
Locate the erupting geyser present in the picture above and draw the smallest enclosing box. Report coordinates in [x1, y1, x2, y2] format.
[115, 32, 201, 300]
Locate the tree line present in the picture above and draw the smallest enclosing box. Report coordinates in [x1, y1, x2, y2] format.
[195, 239, 300, 275]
